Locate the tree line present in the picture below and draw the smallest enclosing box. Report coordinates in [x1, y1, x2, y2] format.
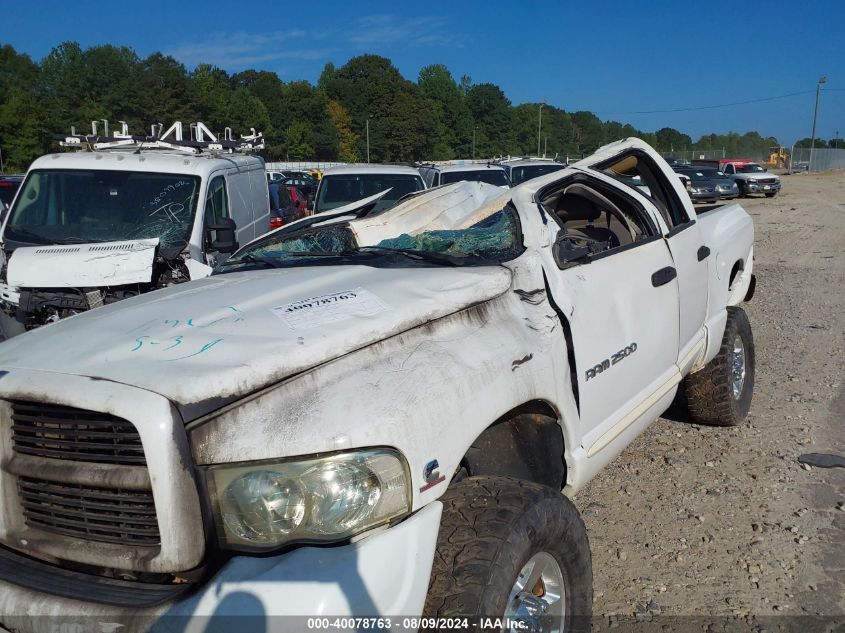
[2, 41, 831, 172]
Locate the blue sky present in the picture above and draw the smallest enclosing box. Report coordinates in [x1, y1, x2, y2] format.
[2, 0, 843, 146]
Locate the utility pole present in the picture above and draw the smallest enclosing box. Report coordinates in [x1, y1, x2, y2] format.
[537, 102, 546, 157]
[810, 76, 827, 171]
[544, 135, 548, 157]
[366, 117, 370, 164]
[472, 126, 477, 159]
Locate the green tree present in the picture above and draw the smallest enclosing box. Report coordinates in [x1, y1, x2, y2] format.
[284, 120, 315, 160]
[570, 111, 605, 154]
[466, 83, 513, 155]
[794, 137, 827, 148]
[327, 99, 359, 162]
[417, 64, 473, 159]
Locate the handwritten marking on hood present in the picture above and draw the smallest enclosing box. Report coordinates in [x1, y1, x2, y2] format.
[271, 287, 391, 331]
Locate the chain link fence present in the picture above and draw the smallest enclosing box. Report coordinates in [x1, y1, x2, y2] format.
[661, 149, 727, 162]
[788, 147, 845, 173]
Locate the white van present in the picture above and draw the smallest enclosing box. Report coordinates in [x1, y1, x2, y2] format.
[418, 161, 511, 188]
[498, 158, 566, 185]
[0, 127, 269, 339]
[313, 164, 426, 214]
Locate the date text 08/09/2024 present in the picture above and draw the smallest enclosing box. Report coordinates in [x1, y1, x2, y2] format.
[306, 617, 531, 630]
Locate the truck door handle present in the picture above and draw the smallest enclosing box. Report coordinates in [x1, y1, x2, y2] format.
[697, 245, 710, 261]
[651, 266, 677, 287]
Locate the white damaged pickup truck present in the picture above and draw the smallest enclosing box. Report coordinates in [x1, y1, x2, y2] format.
[0, 138, 755, 633]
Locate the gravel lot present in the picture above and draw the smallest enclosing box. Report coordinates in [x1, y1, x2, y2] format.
[575, 171, 845, 621]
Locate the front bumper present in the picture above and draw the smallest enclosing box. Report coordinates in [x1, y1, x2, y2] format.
[742, 180, 780, 194]
[0, 502, 443, 633]
[690, 191, 719, 203]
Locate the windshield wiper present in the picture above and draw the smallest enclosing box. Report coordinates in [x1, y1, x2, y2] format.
[5, 228, 51, 245]
[355, 246, 467, 267]
[224, 253, 287, 269]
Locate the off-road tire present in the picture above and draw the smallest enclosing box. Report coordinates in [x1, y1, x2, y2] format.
[424, 476, 592, 631]
[684, 306, 755, 426]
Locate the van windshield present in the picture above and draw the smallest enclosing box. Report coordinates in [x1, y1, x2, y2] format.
[316, 174, 424, 213]
[441, 169, 510, 187]
[5, 170, 201, 249]
[510, 163, 565, 185]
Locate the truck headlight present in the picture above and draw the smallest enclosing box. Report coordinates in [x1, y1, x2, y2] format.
[206, 449, 411, 551]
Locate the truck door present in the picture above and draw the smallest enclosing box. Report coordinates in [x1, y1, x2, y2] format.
[537, 172, 681, 454]
[588, 149, 710, 371]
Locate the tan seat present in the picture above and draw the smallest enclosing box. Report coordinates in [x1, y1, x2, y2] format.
[555, 193, 619, 247]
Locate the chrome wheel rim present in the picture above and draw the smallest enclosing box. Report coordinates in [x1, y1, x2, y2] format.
[503, 552, 565, 633]
[731, 335, 746, 399]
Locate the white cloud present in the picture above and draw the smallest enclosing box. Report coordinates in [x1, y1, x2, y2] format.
[166, 15, 457, 71]
[166, 30, 330, 69]
[348, 14, 452, 47]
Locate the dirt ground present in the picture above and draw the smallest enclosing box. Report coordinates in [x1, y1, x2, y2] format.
[574, 170, 845, 621]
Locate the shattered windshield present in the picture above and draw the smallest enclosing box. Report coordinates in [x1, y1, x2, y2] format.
[510, 163, 565, 185]
[5, 169, 200, 249]
[216, 184, 522, 272]
[315, 174, 425, 213]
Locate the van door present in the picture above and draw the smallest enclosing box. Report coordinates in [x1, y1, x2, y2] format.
[223, 169, 258, 244]
[202, 174, 239, 264]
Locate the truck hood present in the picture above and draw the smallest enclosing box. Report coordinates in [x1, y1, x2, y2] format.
[0, 264, 512, 408]
[733, 172, 779, 181]
[6, 238, 159, 288]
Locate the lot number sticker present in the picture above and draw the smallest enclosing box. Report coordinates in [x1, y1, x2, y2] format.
[271, 288, 391, 330]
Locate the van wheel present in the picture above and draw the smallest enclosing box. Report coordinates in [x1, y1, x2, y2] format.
[424, 476, 592, 632]
[684, 306, 755, 426]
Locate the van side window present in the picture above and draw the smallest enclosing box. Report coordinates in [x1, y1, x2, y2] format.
[205, 176, 230, 225]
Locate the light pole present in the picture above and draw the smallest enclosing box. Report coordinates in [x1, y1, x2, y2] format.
[365, 117, 371, 164]
[809, 76, 827, 170]
[537, 102, 545, 157]
[544, 135, 548, 157]
[472, 126, 478, 159]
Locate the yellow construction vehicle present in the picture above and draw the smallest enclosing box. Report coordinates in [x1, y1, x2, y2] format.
[767, 146, 789, 168]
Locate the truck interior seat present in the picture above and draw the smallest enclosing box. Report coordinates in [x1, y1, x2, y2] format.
[555, 193, 619, 247]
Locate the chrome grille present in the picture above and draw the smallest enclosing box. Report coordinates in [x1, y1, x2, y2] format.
[18, 477, 160, 546]
[10, 400, 146, 465]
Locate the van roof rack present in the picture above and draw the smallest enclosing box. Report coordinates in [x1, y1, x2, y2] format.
[416, 158, 498, 167]
[55, 120, 265, 155]
[494, 155, 560, 163]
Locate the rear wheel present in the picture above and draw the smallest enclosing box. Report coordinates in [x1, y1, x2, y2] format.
[684, 306, 755, 426]
[425, 476, 592, 632]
